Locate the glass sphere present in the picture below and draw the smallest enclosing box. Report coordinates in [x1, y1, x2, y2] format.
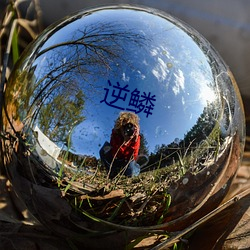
[2, 5, 245, 248]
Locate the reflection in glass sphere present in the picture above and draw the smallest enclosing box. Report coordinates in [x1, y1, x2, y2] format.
[2, 5, 245, 248]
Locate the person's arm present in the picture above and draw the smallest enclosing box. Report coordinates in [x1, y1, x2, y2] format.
[126, 125, 140, 159]
[110, 130, 122, 157]
[133, 135, 140, 159]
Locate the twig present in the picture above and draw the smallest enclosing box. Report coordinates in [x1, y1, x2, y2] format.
[0, 19, 18, 128]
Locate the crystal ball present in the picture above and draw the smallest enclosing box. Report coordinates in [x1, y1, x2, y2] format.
[2, 5, 245, 248]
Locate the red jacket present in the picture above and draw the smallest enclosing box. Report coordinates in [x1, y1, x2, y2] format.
[110, 129, 140, 161]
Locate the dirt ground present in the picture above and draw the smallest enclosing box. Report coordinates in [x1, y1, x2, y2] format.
[1, 132, 250, 250]
[0, 156, 250, 250]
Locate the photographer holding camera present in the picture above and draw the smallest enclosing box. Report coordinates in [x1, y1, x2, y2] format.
[100, 111, 141, 178]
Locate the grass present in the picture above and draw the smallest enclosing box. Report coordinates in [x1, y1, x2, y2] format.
[53, 159, 174, 227]
[50, 118, 234, 231]
[46, 114, 227, 229]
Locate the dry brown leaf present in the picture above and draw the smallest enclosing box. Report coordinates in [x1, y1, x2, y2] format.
[81, 189, 125, 201]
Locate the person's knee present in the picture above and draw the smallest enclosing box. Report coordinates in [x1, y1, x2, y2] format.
[125, 161, 140, 177]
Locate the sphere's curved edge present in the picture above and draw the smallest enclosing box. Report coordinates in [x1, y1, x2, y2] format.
[2, 5, 245, 245]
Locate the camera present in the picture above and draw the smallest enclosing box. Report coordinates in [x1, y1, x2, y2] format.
[123, 123, 135, 137]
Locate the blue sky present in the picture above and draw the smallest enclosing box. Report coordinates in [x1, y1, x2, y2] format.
[32, 8, 218, 158]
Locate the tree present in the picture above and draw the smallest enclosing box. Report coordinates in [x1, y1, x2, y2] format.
[38, 88, 85, 143]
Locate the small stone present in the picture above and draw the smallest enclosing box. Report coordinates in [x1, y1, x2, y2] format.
[182, 178, 189, 185]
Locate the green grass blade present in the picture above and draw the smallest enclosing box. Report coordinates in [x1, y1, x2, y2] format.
[157, 193, 171, 225]
[64, 174, 77, 194]
[107, 197, 126, 222]
[11, 25, 19, 64]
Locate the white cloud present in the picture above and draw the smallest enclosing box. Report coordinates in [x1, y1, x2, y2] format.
[152, 57, 169, 82]
[137, 70, 146, 80]
[150, 48, 158, 56]
[122, 72, 130, 82]
[155, 126, 168, 138]
[143, 59, 149, 66]
[182, 96, 185, 105]
[172, 69, 185, 95]
[190, 71, 216, 104]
